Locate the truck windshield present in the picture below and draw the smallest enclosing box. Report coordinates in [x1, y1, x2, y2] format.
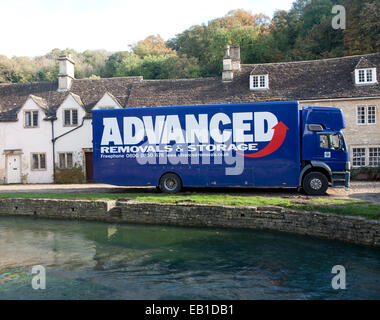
[319, 134, 343, 150]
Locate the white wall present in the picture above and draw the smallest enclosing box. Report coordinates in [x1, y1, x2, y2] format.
[93, 93, 121, 110]
[54, 94, 92, 171]
[0, 98, 53, 184]
[54, 120, 92, 168]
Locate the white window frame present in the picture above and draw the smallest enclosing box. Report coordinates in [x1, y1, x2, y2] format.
[356, 106, 366, 125]
[31, 153, 47, 171]
[63, 109, 79, 127]
[352, 147, 366, 167]
[24, 110, 39, 128]
[369, 147, 380, 167]
[58, 152, 74, 169]
[367, 105, 377, 125]
[357, 105, 377, 125]
[355, 68, 377, 85]
[250, 74, 269, 90]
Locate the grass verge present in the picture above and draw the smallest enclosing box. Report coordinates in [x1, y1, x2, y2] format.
[0, 192, 379, 220]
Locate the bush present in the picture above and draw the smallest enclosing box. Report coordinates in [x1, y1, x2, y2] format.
[350, 166, 380, 181]
[54, 164, 86, 184]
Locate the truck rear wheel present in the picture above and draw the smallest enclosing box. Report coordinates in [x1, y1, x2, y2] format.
[302, 172, 328, 195]
[159, 173, 182, 194]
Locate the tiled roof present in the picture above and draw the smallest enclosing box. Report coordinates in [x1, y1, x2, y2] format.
[0, 77, 143, 121]
[250, 65, 268, 75]
[29, 95, 49, 111]
[68, 76, 143, 110]
[69, 92, 84, 108]
[0, 53, 379, 122]
[127, 53, 380, 107]
[355, 57, 376, 69]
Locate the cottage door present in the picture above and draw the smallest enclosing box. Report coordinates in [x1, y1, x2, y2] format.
[85, 151, 93, 182]
[7, 155, 21, 184]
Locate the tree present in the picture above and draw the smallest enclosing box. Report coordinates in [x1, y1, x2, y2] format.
[114, 53, 142, 77]
[343, 0, 379, 55]
[104, 51, 131, 78]
[0, 3, 377, 83]
[133, 35, 177, 58]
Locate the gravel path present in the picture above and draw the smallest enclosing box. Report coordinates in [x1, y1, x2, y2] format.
[0, 182, 379, 203]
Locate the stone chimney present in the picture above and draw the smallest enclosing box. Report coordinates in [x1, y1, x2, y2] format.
[230, 44, 241, 71]
[222, 44, 240, 82]
[58, 54, 75, 91]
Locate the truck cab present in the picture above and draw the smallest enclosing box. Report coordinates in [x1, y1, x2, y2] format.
[300, 106, 350, 195]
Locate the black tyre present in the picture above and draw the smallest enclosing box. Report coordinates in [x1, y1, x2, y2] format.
[302, 172, 329, 195]
[159, 173, 182, 194]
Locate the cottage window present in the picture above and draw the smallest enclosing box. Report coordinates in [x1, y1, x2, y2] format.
[357, 105, 377, 125]
[355, 68, 377, 85]
[31, 153, 46, 170]
[368, 106, 376, 124]
[367, 69, 373, 82]
[352, 148, 366, 167]
[24, 110, 39, 128]
[250, 74, 269, 90]
[358, 70, 365, 82]
[58, 152, 73, 169]
[64, 109, 78, 126]
[369, 148, 380, 167]
[357, 106, 366, 124]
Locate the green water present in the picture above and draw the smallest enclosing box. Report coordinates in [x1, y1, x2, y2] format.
[0, 216, 379, 300]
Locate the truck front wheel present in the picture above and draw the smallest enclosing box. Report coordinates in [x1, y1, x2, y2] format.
[159, 173, 182, 194]
[302, 172, 328, 195]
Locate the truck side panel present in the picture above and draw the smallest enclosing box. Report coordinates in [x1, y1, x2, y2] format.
[92, 101, 301, 188]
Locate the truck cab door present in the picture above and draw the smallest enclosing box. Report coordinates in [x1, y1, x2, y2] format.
[314, 133, 347, 171]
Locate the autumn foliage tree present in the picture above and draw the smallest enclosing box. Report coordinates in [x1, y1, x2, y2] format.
[0, 2, 378, 83]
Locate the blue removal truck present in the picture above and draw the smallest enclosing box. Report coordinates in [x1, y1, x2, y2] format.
[92, 101, 350, 195]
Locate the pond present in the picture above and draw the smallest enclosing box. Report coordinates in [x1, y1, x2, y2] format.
[0, 216, 379, 300]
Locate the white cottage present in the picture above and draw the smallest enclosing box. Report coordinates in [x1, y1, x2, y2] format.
[0, 95, 52, 183]
[0, 55, 141, 184]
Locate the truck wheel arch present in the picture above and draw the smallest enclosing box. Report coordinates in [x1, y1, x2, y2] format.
[299, 162, 332, 186]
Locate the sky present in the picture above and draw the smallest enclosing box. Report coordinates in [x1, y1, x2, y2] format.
[0, 0, 295, 58]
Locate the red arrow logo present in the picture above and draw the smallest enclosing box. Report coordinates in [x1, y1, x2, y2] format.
[238, 121, 289, 158]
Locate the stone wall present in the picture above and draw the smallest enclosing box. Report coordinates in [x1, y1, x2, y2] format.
[0, 198, 379, 247]
[0, 198, 111, 220]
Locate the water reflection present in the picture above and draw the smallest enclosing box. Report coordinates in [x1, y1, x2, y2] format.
[0, 217, 379, 300]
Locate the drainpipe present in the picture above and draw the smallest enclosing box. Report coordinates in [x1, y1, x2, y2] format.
[53, 117, 86, 142]
[48, 116, 86, 181]
[47, 116, 57, 178]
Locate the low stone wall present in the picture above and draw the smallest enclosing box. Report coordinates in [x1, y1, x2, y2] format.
[0, 198, 112, 220]
[0, 198, 379, 247]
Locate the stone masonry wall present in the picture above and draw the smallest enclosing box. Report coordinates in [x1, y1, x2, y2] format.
[0, 198, 379, 247]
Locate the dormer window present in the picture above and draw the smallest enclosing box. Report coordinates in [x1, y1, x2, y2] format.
[24, 110, 39, 128]
[64, 109, 78, 126]
[250, 74, 269, 90]
[355, 68, 377, 85]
